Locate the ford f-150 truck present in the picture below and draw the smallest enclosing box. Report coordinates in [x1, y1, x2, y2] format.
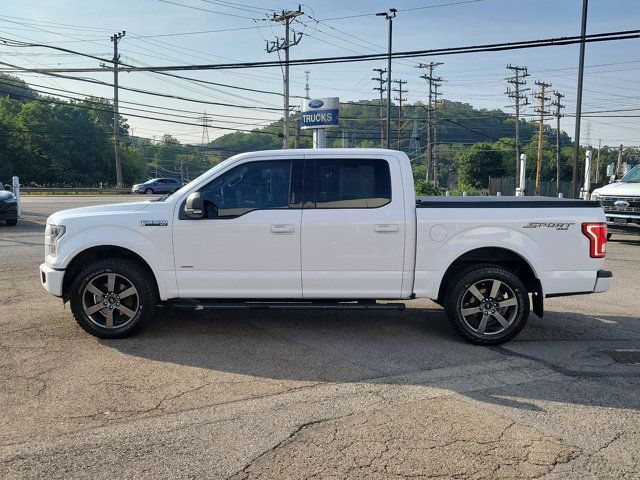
[40, 149, 612, 345]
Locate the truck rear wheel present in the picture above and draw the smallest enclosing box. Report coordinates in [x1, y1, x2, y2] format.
[444, 264, 529, 345]
[69, 258, 158, 338]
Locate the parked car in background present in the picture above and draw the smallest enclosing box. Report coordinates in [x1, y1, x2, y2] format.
[591, 164, 640, 235]
[0, 190, 18, 226]
[131, 178, 182, 195]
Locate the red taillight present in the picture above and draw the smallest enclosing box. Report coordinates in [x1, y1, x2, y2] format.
[582, 223, 607, 258]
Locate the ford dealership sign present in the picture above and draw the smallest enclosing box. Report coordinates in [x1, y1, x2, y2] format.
[300, 97, 339, 129]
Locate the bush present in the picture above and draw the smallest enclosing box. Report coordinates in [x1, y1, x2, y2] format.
[414, 179, 443, 196]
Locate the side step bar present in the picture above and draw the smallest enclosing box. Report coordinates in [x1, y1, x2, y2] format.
[170, 300, 406, 311]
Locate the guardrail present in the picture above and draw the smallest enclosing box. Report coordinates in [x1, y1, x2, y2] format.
[20, 187, 134, 194]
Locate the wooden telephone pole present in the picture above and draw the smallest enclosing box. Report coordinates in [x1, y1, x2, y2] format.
[266, 7, 304, 149]
[372, 68, 387, 148]
[417, 62, 443, 183]
[111, 31, 125, 187]
[551, 91, 565, 195]
[506, 65, 530, 184]
[392, 79, 408, 151]
[534, 81, 551, 195]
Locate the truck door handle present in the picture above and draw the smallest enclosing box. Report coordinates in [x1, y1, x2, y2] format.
[270, 224, 295, 234]
[374, 224, 399, 233]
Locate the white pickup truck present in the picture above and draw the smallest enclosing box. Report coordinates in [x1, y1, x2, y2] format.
[591, 164, 640, 234]
[40, 149, 612, 345]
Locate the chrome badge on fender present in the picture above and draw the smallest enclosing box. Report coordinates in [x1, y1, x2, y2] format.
[523, 222, 574, 231]
[141, 220, 168, 227]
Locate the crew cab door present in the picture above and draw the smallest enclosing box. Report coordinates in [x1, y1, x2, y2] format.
[172, 158, 303, 298]
[301, 155, 406, 298]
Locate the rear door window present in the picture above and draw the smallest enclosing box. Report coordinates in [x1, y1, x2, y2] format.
[312, 159, 391, 208]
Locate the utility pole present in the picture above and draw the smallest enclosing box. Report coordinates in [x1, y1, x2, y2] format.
[433, 83, 442, 186]
[551, 91, 565, 195]
[304, 70, 310, 99]
[616, 144, 624, 179]
[111, 31, 125, 187]
[506, 65, 530, 184]
[409, 113, 421, 161]
[392, 79, 408, 150]
[572, 0, 589, 197]
[418, 62, 443, 183]
[533, 81, 551, 195]
[377, 8, 397, 148]
[372, 68, 387, 148]
[267, 7, 304, 149]
[595, 139, 601, 182]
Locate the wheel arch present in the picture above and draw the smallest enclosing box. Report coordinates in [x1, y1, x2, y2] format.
[62, 245, 160, 301]
[437, 247, 543, 317]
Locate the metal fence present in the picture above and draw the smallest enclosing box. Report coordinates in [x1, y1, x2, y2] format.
[488, 178, 597, 197]
[20, 187, 132, 194]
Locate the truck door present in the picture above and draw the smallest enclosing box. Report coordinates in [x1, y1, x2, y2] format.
[173, 158, 303, 298]
[300, 156, 406, 298]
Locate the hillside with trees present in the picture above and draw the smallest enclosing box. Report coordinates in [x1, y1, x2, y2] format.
[0, 73, 637, 189]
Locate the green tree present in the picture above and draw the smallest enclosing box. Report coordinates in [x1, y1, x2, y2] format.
[455, 143, 506, 188]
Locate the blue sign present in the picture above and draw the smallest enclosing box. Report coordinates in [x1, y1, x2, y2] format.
[300, 109, 339, 128]
[301, 97, 339, 129]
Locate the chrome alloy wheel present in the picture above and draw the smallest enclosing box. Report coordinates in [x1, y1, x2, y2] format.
[459, 278, 519, 336]
[81, 273, 139, 329]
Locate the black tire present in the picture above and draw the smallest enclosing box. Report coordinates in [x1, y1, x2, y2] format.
[444, 264, 530, 346]
[145, 188, 154, 195]
[607, 233, 612, 241]
[69, 258, 158, 339]
[5, 218, 17, 226]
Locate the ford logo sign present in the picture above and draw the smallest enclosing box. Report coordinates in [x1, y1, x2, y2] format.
[614, 200, 630, 208]
[308, 99, 324, 108]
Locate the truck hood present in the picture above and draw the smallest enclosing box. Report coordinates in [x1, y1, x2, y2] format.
[594, 181, 640, 197]
[47, 201, 153, 224]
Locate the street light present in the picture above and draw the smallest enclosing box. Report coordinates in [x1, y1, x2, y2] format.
[377, 8, 397, 149]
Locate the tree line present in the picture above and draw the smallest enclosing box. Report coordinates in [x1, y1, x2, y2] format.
[1, 73, 637, 190]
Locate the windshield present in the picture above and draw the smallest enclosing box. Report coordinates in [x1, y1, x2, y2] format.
[621, 165, 640, 183]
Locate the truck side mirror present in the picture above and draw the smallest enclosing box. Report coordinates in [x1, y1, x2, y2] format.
[185, 192, 205, 219]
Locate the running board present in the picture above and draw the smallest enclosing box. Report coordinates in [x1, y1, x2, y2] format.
[169, 300, 406, 311]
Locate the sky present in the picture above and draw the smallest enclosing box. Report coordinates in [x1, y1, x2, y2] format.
[1, 0, 639, 148]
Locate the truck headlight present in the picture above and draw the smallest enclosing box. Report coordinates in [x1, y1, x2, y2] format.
[590, 192, 601, 201]
[46, 224, 66, 256]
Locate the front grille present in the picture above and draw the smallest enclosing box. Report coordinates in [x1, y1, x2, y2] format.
[599, 196, 640, 214]
[605, 349, 640, 364]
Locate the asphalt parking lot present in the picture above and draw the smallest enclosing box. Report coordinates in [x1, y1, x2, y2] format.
[1, 195, 639, 479]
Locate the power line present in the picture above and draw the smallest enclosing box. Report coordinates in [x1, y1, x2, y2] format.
[156, 0, 264, 19]
[0, 59, 291, 112]
[10, 29, 637, 73]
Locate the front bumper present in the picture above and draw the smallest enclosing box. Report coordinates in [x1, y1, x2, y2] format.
[604, 213, 640, 231]
[593, 269, 612, 293]
[40, 263, 65, 297]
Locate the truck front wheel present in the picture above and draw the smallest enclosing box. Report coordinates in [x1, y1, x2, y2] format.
[69, 258, 158, 338]
[444, 264, 530, 346]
